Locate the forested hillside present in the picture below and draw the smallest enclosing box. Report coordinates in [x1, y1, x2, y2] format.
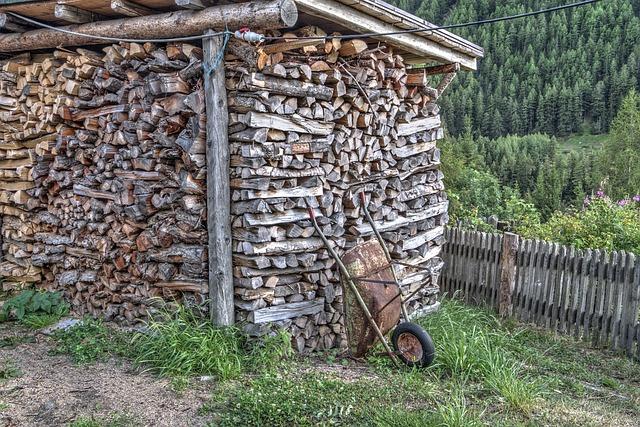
[387, 0, 640, 252]
[393, 0, 640, 138]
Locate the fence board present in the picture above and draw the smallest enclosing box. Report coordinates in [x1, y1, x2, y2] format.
[550, 245, 567, 330]
[593, 250, 609, 346]
[584, 249, 600, 342]
[610, 252, 626, 350]
[525, 239, 539, 323]
[441, 227, 640, 360]
[577, 249, 592, 340]
[558, 247, 574, 333]
[568, 249, 583, 336]
[601, 251, 617, 346]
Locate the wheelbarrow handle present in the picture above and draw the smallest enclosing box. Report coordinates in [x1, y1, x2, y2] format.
[307, 207, 316, 220]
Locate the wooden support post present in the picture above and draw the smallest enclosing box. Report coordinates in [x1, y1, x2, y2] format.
[436, 72, 457, 98]
[499, 232, 520, 317]
[111, 0, 154, 17]
[203, 29, 234, 326]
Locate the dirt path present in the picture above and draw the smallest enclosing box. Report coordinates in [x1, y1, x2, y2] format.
[0, 325, 212, 427]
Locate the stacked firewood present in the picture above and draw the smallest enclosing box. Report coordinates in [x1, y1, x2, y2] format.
[0, 53, 59, 292]
[0, 27, 448, 348]
[227, 27, 448, 352]
[0, 43, 209, 321]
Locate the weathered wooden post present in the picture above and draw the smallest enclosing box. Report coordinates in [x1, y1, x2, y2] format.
[499, 232, 520, 317]
[203, 30, 234, 326]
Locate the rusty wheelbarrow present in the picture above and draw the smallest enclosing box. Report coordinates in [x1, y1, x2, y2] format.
[308, 193, 436, 368]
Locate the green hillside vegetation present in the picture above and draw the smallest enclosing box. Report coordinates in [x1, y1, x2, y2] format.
[392, 0, 640, 138]
[557, 133, 609, 154]
[387, 0, 640, 252]
[441, 91, 640, 253]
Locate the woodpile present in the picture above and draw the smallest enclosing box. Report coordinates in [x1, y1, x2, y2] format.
[0, 25, 448, 350]
[1, 43, 209, 322]
[227, 27, 448, 352]
[0, 54, 53, 291]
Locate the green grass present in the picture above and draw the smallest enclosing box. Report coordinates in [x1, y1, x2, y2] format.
[557, 132, 611, 154]
[0, 334, 35, 349]
[0, 359, 21, 381]
[20, 312, 64, 329]
[132, 306, 292, 379]
[68, 413, 138, 427]
[51, 318, 129, 364]
[39, 299, 640, 426]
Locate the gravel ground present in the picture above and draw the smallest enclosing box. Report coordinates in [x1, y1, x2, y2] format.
[0, 324, 212, 427]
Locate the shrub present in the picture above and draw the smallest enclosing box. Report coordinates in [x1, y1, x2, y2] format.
[534, 194, 640, 253]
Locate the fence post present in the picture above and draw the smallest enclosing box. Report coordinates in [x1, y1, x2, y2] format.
[499, 232, 520, 317]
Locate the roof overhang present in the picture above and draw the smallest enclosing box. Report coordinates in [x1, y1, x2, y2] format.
[0, 0, 483, 69]
[295, 0, 483, 70]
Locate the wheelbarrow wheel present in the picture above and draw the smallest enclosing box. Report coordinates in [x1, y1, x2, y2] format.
[391, 322, 435, 368]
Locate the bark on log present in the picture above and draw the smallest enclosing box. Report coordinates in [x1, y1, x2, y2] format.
[0, 0, 298, 52]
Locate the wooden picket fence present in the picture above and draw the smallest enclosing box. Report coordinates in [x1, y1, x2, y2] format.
[440, 228, 640, 360]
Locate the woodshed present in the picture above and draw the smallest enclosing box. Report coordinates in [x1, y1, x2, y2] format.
[0, 0, 483, 352]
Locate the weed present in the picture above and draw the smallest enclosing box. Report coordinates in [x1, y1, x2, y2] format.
[169, 376, 190, 394]
[1, 290, 68, 322]
[51, 318, 128, 364]
[0, 402, 8, 411]
[371, 388, 483, 427]
[246, 329, 293, 373]
[68, 413, 138, 427]
[207, 373, 373, 426]
[433, 389, 483, 427]
[0, 360, 21, 380]
[0, 334, 35, 349]
[601, 377, 619, 389]
[21, 313, 63, 329]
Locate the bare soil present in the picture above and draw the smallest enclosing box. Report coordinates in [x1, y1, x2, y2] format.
[0, 324, 212, 427]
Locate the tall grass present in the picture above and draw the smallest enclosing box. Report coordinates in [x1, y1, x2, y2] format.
[132, 306, 291, 380]
[417, 299, 540, 414]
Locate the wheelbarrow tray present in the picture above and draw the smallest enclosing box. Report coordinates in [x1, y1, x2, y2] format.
[340, 239, 402, 358]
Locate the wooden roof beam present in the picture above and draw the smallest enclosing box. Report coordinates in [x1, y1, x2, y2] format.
[0, 0, 298, 52]
[294, 0, 477, 70]
[408, 62, 460, 76]
[54, 4, 105, 24]
[175, 0, 228, 10]
[111, 0, 154, 17]
[0, 12, 29, 32]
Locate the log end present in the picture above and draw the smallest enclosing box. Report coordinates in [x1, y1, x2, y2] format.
[279, 0, 299, 28]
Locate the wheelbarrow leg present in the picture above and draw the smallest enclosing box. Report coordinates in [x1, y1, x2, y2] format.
[359, 192, 410, 322]
[307, 207, 401, 368]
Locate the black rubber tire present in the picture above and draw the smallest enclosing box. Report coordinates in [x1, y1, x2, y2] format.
[391, 322, 435, 368]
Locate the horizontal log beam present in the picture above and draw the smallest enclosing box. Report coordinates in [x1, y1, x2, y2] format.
[0, 0, 298, 52]
[54, 5, 104, 24]
[111, 0, 154, 17]
[0, 12, 30, 33]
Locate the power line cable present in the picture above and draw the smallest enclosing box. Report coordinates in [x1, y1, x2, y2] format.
[6, 0, 602, 45]
[265, 0, 603, 41]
